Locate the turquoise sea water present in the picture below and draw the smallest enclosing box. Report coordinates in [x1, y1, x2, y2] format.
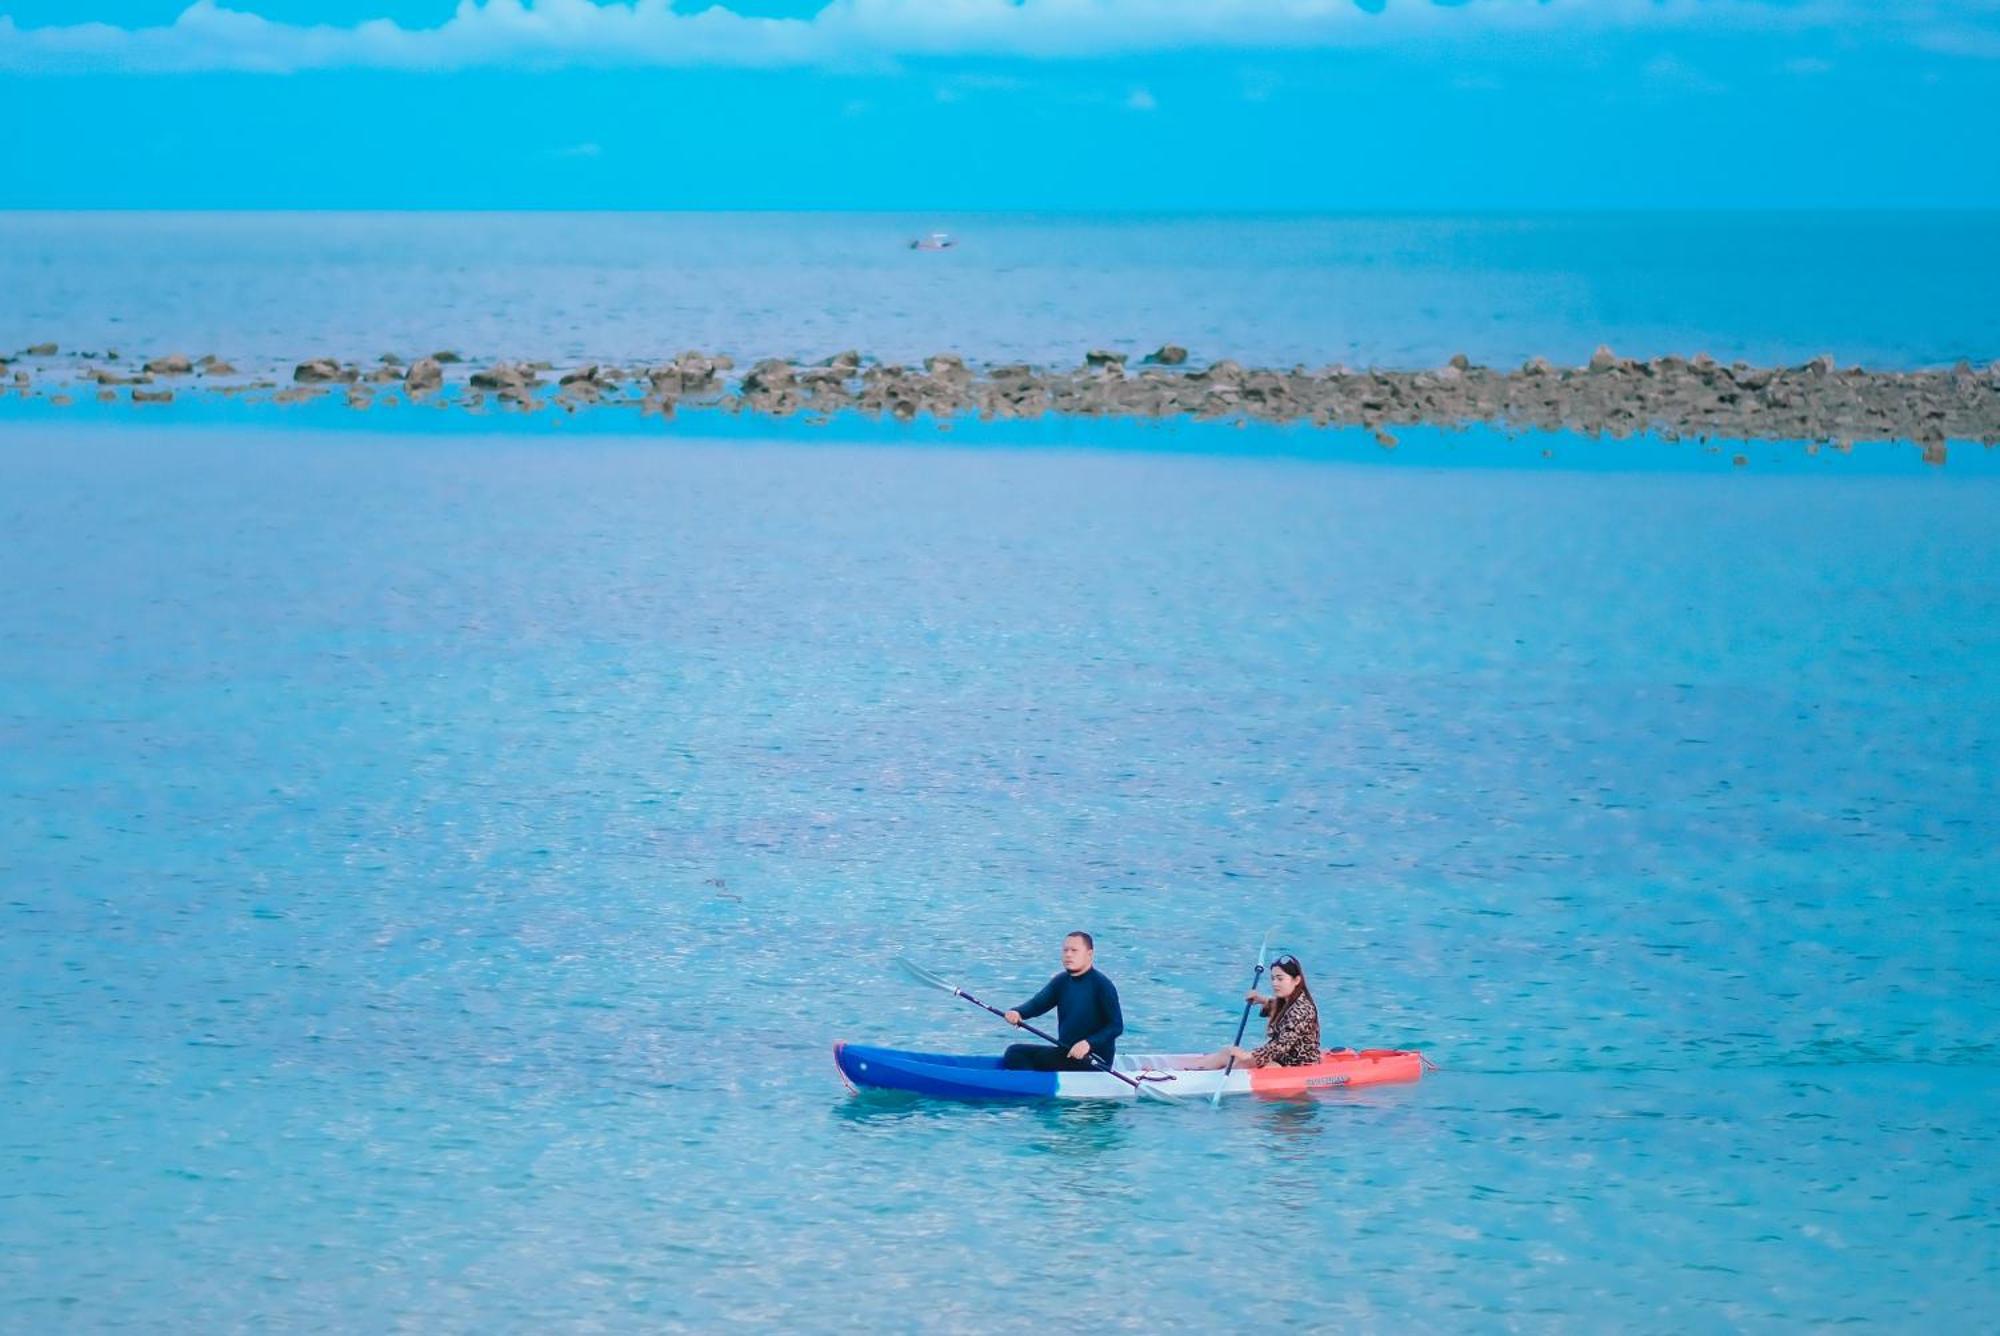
[3, 211, 1999, 372]
[2, 421, 1997, 1329]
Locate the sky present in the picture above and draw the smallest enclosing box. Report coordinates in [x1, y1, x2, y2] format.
[1, 0, 1997, 210]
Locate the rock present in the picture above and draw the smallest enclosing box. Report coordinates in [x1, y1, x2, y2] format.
[403, 358, 444, 394]
[273, 386, 324, 405]
[50, 394, 72, 407]
[432, 350, 464, 363]
[363, 366, 402, 384]
[131, 388, 174, 404]
[741, 359, 795, 394]
[1523, 356, 1555, 376]
[1805, 353, 1837, 376]
[924, 353, 971, 381]
[96, 389, 116, 404]
[143, 353, 193, 376]
[820, 349, 863, 372]
[1448, 352, 1472, 371]
[559, 364, 602, 386]
[650, 352, 724, 394]
[469, 363, 533, 390]
[797, 363, 853, 392]
[1588, 345, 1620, 373]
[1923, 442, 1948, 466]
[379, 352, 405, 366]
[1731, 454, 1748, 467]
[294, 358, 347, 383]
[1083, 349, 1127, 368]
[24, 343, 56, 356]
[202, 361, 238, 376]
[1145, 344, 1189, 366]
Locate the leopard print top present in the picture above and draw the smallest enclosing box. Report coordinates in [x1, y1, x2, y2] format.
[1250, 992, 1322, 1068]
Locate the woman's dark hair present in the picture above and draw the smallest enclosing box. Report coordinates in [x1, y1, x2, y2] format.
[1262, 956, 1313, 1020]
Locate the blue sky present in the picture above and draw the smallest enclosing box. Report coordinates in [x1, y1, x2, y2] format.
[2, 1, 1996, 209]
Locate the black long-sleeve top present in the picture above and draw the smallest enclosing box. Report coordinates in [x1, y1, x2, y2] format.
[1014, 967, 1124, 1061]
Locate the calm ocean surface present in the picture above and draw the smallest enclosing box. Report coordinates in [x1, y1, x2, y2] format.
[2, 211, 1998, 1331]
[2, 211, 1998, 371]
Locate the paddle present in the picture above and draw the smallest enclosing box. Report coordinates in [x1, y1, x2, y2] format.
[1213, 931, 1276, 1106]
[897, 957, 1180, 1099]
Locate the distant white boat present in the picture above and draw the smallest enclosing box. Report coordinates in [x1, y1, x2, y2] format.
[909, 231, 956, 251]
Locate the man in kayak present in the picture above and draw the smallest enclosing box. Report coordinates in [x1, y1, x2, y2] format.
[1000, 931, 1124, 1071]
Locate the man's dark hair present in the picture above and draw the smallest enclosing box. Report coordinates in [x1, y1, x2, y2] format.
[1066, 930, 1094, 950]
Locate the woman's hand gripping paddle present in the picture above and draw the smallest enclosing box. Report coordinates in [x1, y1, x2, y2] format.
[1213, 931, 1275, 1106]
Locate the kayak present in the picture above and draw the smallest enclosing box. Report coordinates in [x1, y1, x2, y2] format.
[833, 1041, 1426, 1102]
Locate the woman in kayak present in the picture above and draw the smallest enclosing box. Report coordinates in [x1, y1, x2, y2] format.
[1187, 954, 1322, 1068]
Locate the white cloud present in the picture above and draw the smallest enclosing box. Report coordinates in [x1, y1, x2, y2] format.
[1, 0, 1996, 73]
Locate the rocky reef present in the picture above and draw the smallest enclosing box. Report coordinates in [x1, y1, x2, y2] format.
[6, 341, 1997, 459]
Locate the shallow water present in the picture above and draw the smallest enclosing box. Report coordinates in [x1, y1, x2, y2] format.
[3, 211, 1998, 372]
[1, 424, 1997, 1329]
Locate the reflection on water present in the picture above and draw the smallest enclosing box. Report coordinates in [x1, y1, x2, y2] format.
[1027, 1100, 1131, 1161]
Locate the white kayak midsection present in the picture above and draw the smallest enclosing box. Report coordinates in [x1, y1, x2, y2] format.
[1052, 1053, 1249, 1100]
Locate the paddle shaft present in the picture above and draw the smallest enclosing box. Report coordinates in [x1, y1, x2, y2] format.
[947, 984, 1152, 1093]
[1218, 962, 1268, 1086]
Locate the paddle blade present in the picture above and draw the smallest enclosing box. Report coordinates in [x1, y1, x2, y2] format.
[896, 957, 958, 994]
